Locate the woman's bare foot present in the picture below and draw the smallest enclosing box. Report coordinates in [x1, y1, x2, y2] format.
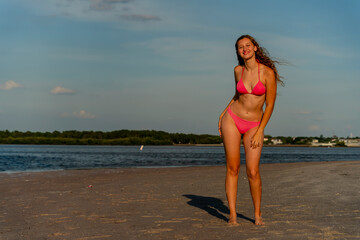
[228, 215, 239, 226]
[254, 216, 264, 225]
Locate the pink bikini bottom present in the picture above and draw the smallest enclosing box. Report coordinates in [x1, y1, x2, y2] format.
[227, 107, 260, 134]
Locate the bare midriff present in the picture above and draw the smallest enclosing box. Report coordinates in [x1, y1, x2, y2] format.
[230, 94, 265, 122]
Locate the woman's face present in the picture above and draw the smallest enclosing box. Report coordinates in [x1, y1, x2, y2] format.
[237, 38, 257, 60]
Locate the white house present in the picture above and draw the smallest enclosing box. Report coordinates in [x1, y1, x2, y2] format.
[271, 139, 283, 145]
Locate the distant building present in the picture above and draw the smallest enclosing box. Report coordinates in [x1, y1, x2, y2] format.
[311, 139, 335, 147]
[341, 138, 360, 147]
[271, 139, 283, 145]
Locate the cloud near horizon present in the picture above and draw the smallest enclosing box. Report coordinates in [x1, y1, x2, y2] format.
[0, 80, 22, 90]
[51, 86, 75, 95]
[62, 110, 98, 119]
[120, 13, 161, 21]
[308, 125, 321, 132]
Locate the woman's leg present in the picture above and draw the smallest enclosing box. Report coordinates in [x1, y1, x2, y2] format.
[242, 127, 264, 225]
[221, 112, 241, 225]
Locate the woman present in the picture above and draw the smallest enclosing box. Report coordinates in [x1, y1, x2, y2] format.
[218, 35, 282, 226]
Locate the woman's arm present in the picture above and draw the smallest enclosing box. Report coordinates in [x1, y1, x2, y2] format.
[218, 98, 235, 137]
[251, 68, 277, 148]
[218, 67, 240, 136]
[219, 98, 234, 121]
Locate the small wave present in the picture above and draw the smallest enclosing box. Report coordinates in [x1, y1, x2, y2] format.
[1, 168, 65, 174]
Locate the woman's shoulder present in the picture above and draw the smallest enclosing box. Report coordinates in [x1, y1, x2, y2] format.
[259, 64, 275, 78]
[233, 65, 243, 83]
[259, 64, 275, 85]
[259, 63, 272, 72]
[234, 65, 243, 73]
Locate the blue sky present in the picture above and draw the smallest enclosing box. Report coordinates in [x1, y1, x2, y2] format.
[0, 0, 359, 137]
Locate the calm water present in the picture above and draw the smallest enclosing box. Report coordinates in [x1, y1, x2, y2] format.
[0, 145, 359, 172]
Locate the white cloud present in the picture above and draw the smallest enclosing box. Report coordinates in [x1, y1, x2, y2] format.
[308, 125, 321, 132]
[0, 80, 22, 90]
[20, 0, 161, 23]
[90, 0, 134, 11]
[51, 86, 75, 95]
[62, 110, 98, 119]
[120, 13, 161, 21]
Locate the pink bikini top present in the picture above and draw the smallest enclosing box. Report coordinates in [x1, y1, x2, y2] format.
[237, 62, 266, 96]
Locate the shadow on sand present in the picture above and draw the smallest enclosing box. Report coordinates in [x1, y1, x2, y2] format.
[183, 194, 254, 224]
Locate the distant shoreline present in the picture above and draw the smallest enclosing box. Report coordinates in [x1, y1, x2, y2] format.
[0, 129, 357, 146]
[177, 144, 356, 148]
[0, 143, 356, 147]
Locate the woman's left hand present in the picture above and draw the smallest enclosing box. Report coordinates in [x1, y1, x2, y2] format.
[250, 130, 263, 149]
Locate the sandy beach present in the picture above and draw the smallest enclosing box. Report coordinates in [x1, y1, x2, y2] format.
[1, 161, 359, 240]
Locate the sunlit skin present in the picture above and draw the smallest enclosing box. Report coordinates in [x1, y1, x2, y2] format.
[218, 37, 277, 226]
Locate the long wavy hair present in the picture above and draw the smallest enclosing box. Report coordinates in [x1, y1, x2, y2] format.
[235, 35, 284, 86]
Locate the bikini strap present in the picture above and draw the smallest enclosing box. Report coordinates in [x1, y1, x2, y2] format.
[258, 62, 260, 82]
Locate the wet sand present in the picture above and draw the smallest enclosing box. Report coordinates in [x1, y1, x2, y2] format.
[1, 161, 359, 240]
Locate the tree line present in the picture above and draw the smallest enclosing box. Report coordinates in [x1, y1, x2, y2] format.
[0, 130, 222, 145]
[0, 130, 355, 146]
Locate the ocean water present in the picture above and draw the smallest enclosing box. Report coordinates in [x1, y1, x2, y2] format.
[0, 145, 359, 172]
